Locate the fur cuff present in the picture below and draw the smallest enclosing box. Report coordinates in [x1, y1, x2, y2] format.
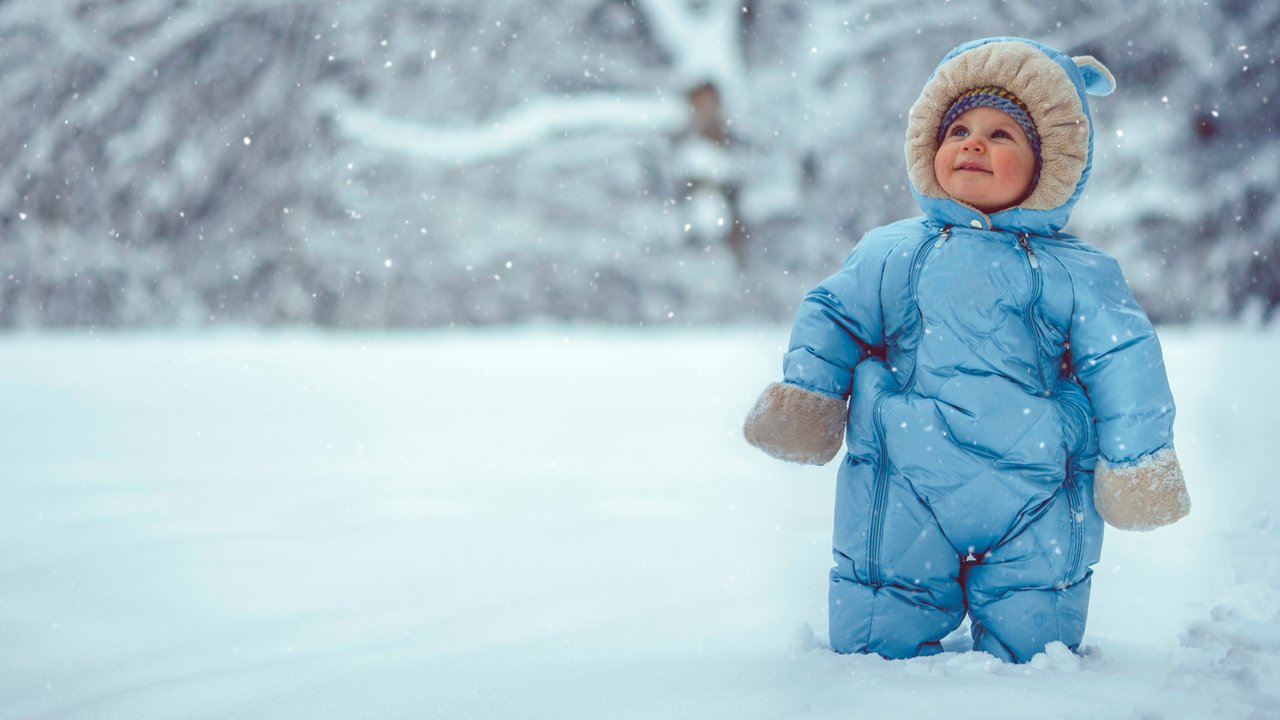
[1094, 447, 1191, 531]
[743, 382, 847, 465]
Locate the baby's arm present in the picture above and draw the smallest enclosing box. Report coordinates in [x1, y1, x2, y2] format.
[744, 232, 893, 465]
[1068, 251, 1190, 530]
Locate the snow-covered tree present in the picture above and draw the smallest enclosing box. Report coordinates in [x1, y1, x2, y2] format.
[0, 0, 1275, 327]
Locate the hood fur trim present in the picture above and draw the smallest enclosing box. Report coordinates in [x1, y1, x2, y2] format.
[906, 41, 1092, 212]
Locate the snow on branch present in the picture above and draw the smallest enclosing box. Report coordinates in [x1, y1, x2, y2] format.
[327, 93, 688, 164]
[632, 0, 747, 100]
[0, 0, 312, 215]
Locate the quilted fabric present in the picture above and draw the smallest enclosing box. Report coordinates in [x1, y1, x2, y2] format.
[781, 38, 1177, 663]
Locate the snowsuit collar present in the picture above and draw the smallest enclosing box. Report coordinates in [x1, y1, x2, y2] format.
[904, 37, 1116, 236]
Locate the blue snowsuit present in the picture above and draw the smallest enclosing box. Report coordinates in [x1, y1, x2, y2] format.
[781, 39, 1176, 663]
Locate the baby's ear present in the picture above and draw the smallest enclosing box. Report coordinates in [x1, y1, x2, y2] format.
[1073, 55, 1116, 96]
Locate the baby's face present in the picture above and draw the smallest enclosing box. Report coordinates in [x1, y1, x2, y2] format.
[933, 106, 1037, 214]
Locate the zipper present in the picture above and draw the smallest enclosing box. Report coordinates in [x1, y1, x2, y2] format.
[867, 391, 891, 588]
[1016, 233, 1047, 392]
[1016, 233, 1039, 268]
[1059, 400, 1089, 588]
[933, 224, 952, 249]
[901, 225, 950, 392]
[1061, 399, 1090, 461]
[1060, 476, 1085, 589]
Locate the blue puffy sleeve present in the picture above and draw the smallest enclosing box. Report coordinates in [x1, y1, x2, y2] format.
[782, 231, 898, 400]
[1067, 249, 1175, 463]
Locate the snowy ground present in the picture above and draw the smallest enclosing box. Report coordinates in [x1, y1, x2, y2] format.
[1, 325, 1278, 719]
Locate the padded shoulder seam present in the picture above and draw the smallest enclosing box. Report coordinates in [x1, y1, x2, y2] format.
[855, 217, 929, 257]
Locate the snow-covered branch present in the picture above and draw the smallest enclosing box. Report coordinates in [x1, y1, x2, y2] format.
[2, 0, 1273, 327]
[328, 92, 688, 164]
[0, 0, 315, 215]
[804, 1, 971, 88]
[632, 0, 748, 100]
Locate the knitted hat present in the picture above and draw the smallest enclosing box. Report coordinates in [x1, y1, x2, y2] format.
[937, 86, 1042, 196]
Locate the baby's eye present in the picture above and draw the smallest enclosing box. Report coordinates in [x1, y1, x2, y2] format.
[948, 125, 969, 138]
[992, 129, 1012, 139]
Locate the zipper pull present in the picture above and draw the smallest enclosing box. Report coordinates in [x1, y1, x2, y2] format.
[1017, 234, 1039, 269]
[934, 225, 952, 249]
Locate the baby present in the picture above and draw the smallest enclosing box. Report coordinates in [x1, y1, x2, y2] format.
[744, 37, 1191, 663]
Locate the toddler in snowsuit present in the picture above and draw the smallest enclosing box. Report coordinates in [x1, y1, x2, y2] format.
[744, 37, 1191, 664]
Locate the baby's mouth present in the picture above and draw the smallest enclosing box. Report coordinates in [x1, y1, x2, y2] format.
[955, 162, 990, 173]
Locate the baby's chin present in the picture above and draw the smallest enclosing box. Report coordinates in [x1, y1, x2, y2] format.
[946, 192, 1017, 214]
[942, 183, 1032, 214]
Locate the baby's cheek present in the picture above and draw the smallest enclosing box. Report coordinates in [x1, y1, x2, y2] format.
[995, 154, 1032, 187]
[932, 150, 951, 185]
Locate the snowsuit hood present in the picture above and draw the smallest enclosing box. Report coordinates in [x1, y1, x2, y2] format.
[905, 37, 1116, 235]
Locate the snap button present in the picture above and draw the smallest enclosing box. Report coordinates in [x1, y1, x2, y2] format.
[969, 219, 983, 228]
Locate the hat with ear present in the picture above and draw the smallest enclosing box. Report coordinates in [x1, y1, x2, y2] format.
[906, 39, 1117, 214]
[1074, 55, 1117, 96]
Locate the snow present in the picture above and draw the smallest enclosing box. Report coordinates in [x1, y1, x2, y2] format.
[633, 0, 747, 99]
[9, 3, 1280, 328]
[2, 325, 1278, 719]
[333, 92, 689, 164]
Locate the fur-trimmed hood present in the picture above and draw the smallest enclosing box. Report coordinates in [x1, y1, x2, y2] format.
[905, 37, 1116, 235]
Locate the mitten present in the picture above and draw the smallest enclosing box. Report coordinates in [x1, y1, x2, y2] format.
[743, 382, 847, 465]
[1093, 447, 1191, 531]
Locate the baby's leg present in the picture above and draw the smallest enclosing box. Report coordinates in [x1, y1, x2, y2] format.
[963, 475, 1104, 663]
[829, 457, 965, 659]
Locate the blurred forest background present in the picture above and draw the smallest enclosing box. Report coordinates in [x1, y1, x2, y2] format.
[1, 0, 1276, 328]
